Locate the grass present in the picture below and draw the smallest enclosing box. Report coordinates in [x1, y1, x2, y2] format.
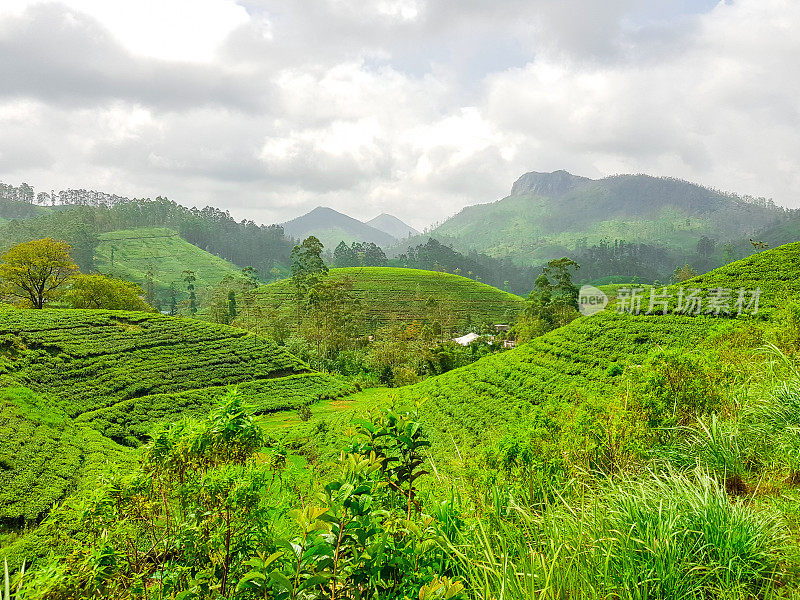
[240, 266, 525, 334]
[94, 227, 243, 308]
[448, 469, 789, 600]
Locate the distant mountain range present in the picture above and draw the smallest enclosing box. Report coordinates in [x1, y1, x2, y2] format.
[281, 206, 417, 250]
[4, 170, 799, 286]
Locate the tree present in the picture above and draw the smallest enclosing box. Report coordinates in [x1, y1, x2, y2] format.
[334, 241, 355, 267]
[300, 276, 363, 363]
[228, 290, 237, 320]
[168, 282, 178, 316]
[672, 264, 698, 283]
[696, 236, 715, 258]
[241, 266, 260, 289]
[513, 257, 580, 342]
[0, 238, 78, 308]
[290, 236, 328, 323]
[182, 269, 197, 315]
[64, 274, 154, 311]
[144, 261, 157, 307]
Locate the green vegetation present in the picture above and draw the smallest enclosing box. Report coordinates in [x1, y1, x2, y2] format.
[95, 228, 243, 309]
[0, 239, 78, 308]
[8, 222, 800, 596]
[63, 273, 154, 312]
[241, 267, 525, 335]
[0, 304, 355, 550]
[0, 194, 294, 284]
[432, 173, 783, 266]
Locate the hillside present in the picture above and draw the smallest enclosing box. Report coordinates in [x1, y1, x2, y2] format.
[395, 243, 799, 451]
[366, 213, 420, 239]
[432, 170, 783, 267]
[94, 227, 243, 308]
[282, 206, 397, 249]
[275, 242, 800, 470]
[0, 198, 51, 222]
[240, 267, 525, 333]
[0, 306, 354, 531]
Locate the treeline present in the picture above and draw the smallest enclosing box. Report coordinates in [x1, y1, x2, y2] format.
[572, 239, 678, 283]
[572, 237, 741, 284]
[397, 238, 538, 295]
[333, 241, 388, 267]
[0, 198, 294, 277]
[1, 181, 131, 207]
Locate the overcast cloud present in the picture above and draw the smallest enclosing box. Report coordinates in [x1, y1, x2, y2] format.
[0, 0, 797, 228]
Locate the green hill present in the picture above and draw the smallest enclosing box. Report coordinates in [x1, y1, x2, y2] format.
[397, 243, 798, 449]
[431, 171, 782, 267]
[0, 306, 354, 531]
[272, 243, 800, 472]
[240, 267, 525, 333]
[94, 227, 243, 308]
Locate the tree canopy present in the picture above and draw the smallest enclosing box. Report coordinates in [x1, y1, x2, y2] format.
[64, 273, 154, 312]
[0, 238, 78, 308]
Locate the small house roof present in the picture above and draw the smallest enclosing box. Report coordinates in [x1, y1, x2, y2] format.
[453, 332, 481, 346]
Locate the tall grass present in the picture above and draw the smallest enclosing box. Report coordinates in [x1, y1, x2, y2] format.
[445, 469, 789, 600]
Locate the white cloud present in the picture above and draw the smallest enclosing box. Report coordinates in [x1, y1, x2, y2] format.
[0, 0, 249, 61]
[0, 0, 798, 231]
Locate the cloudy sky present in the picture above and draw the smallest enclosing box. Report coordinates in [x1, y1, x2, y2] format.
[0, 0, 798, 229]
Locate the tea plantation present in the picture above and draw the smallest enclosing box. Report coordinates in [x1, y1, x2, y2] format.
[278, 243, 800, 469]
[0, 306, 355, 530]
[94, 227, 243, 306]
[242, 266, 525, 332]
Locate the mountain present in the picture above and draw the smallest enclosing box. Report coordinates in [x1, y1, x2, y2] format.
[282, 206, 397, 250]
[366, 213, 420, 239]
[431, 170, 784, 268]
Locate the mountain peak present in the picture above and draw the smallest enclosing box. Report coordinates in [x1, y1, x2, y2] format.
[510, 170, 592, 197]
[366, 213, 420, 239]
[281, 206, 396, 249]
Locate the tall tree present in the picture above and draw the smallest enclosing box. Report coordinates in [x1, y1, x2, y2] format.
[168, 282, 178, 316]
[515, 258, 580, 342]
[0, 238, 78, 308]
[291, 236, 328, 298]
[182, 269, 197, 315]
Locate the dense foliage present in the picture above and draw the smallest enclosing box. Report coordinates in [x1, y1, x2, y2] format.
[0, 239, 78, 309]
[431, 173, 786, 267]
[396, 238, 537, 295]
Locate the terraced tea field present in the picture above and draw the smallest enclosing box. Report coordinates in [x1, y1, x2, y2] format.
[241, 266, 525, 332]
[94, 227, 243, 306]
[268, 244, 800, 469]
[0, 306, 355, 531]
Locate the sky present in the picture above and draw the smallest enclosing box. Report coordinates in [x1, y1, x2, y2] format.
[0, 0, 798, 230]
